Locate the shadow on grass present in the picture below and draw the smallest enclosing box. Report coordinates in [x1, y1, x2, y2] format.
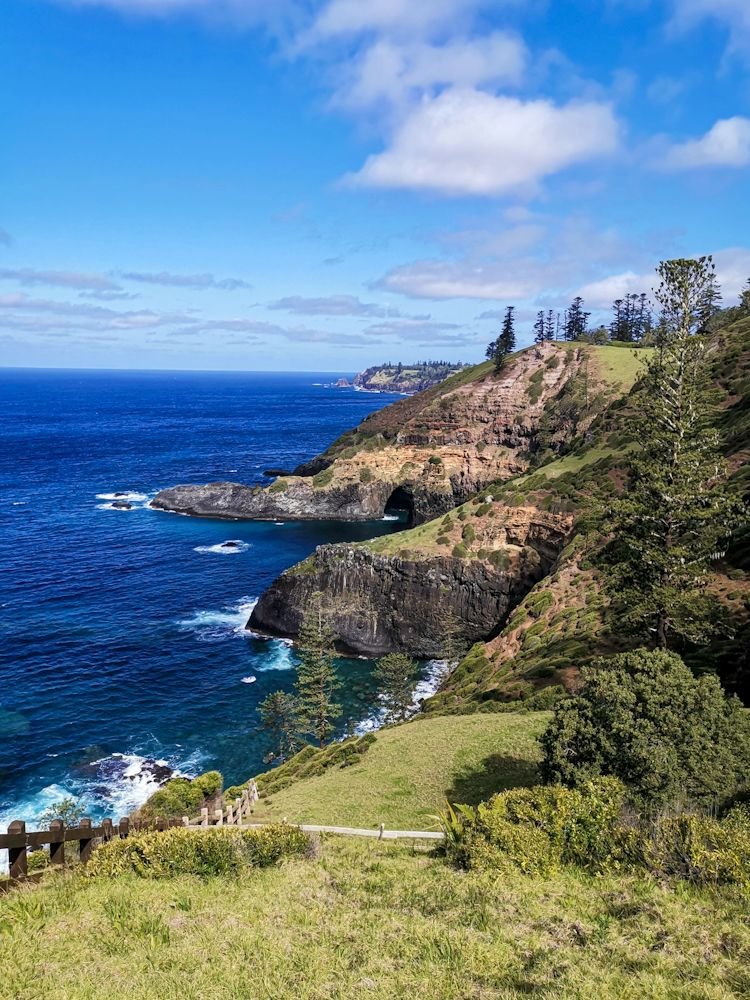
[446, 753, 539, 808]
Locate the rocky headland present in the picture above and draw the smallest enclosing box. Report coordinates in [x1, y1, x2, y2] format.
[248, 502, 574, 656]
[353, 361, 469, 394]
[152, 342, 631, 525]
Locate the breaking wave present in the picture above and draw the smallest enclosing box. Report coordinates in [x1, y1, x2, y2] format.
[178, 598, 257, 642]
[193, 540, 251, 555]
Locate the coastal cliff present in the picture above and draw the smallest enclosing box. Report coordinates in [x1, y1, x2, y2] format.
[153, 343, 644, 524]
[249, 503, 573, 656]
[353, 361, 469, 395]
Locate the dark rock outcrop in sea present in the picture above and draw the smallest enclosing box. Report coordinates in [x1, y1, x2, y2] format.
[248, 506, 572, 656]
[150, 479, 400, 521]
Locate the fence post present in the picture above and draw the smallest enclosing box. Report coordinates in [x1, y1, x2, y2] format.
[49, 819, 65, 867]
[78, 819, 93, 865]
[182, 816, 189, 827]
[102, 818, 113, 842]
[234, 798, 242, 824]
[201, 807, 208, 827]
[226, 802, 234, 826]
[214, 808, 223, 827]
[7, 821, 27, 880]
[378, 823, 385, 841]
[118, 817, 130, 839]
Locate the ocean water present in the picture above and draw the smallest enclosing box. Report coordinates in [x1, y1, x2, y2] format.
[0, 368, 408, 829]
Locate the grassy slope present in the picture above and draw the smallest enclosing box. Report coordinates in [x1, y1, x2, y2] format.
[249, 713, 546, 830]
[3, 839, 749, 999]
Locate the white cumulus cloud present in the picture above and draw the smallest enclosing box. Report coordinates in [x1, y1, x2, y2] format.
[660, 116, 750, 169]
[348, 89, 620, 197]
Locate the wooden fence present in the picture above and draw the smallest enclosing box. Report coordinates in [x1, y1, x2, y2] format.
[0, 781, 444, 893]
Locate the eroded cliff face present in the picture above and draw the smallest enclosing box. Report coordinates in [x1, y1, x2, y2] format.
[153, 343, 620, 523]
[248, 504, 573, 656]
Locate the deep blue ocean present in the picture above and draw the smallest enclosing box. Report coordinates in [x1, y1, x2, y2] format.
[0, 369, 409, 829]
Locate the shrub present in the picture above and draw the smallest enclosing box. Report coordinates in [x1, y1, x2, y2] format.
[139, 771, 223, 821]
[475, 503, 491, 518]
[525, 590, 554, 619]
[489, 549, 510, 571]
[461, 524, 476, 544]
[437, 534, 451, 546]
[428, 455, 443, 466]
[312, 469, 334, 488]
[269, 479, 288, 494]
[359, 467, 373, 484]
[87, 825, 308, 879]
[452, 543, 469, 559]
[444, 779, 625, 874]
[540, 648, 750, 806]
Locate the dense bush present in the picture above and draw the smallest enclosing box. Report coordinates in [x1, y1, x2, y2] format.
[444, 779, 625, 876]
[540, 649, 750, 806]
[87, 824, 308, 879]
[444, 781, 750, 888]
[139, 771, 223, 821]
[312, 468, 334, 488]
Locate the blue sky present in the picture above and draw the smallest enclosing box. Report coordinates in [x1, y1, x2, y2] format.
[2, 0, 750, 370]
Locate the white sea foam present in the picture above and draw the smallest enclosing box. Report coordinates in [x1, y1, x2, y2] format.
[96, 492, 148, 502]
[193, 540, 251, 555]
[11, 501, 28, 506]
[241, 676, 257, 684]
[254, 639, 296, 671]
[178, 598, 257, 642]
[0, 747, 208, 839]
[354, 659, 452, 736]
[381, 514, 400, 521]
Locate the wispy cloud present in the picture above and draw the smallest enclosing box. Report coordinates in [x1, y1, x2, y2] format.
[376, 214, 659, 303]
[269, 294, 421, 318]
[671, 0, 750, 57]
[0, 228, 12, 247]
[0, 267, 121, 291]
[119, 270, 252, 290]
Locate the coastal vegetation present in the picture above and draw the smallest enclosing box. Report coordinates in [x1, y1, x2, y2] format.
[4, 260, 750, 1000]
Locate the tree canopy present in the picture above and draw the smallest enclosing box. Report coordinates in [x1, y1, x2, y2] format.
[540, 648, 750, 805]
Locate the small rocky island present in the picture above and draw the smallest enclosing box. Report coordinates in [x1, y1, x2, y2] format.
[353, 360, 469, 395]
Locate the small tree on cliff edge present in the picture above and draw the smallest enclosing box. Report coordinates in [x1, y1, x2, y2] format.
[486, 306, 516, 372]
[374, 653, 418, 724]
[602, 256, 744, 649]
[533, 310, 546, 345]
[295, 592, 342, 747]
[258, 690, 300, 761]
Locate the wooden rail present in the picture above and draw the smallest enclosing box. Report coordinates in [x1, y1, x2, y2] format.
[0, 781, 444, 893]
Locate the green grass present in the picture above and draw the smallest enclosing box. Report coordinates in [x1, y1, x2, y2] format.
[520, 445, 620, 482]
[591, 344, 652, 388]
[3, 838, 749, 999]
[250, 713, 546, 830]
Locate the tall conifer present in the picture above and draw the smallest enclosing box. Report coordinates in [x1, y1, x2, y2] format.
[604, 256, 744, 648]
